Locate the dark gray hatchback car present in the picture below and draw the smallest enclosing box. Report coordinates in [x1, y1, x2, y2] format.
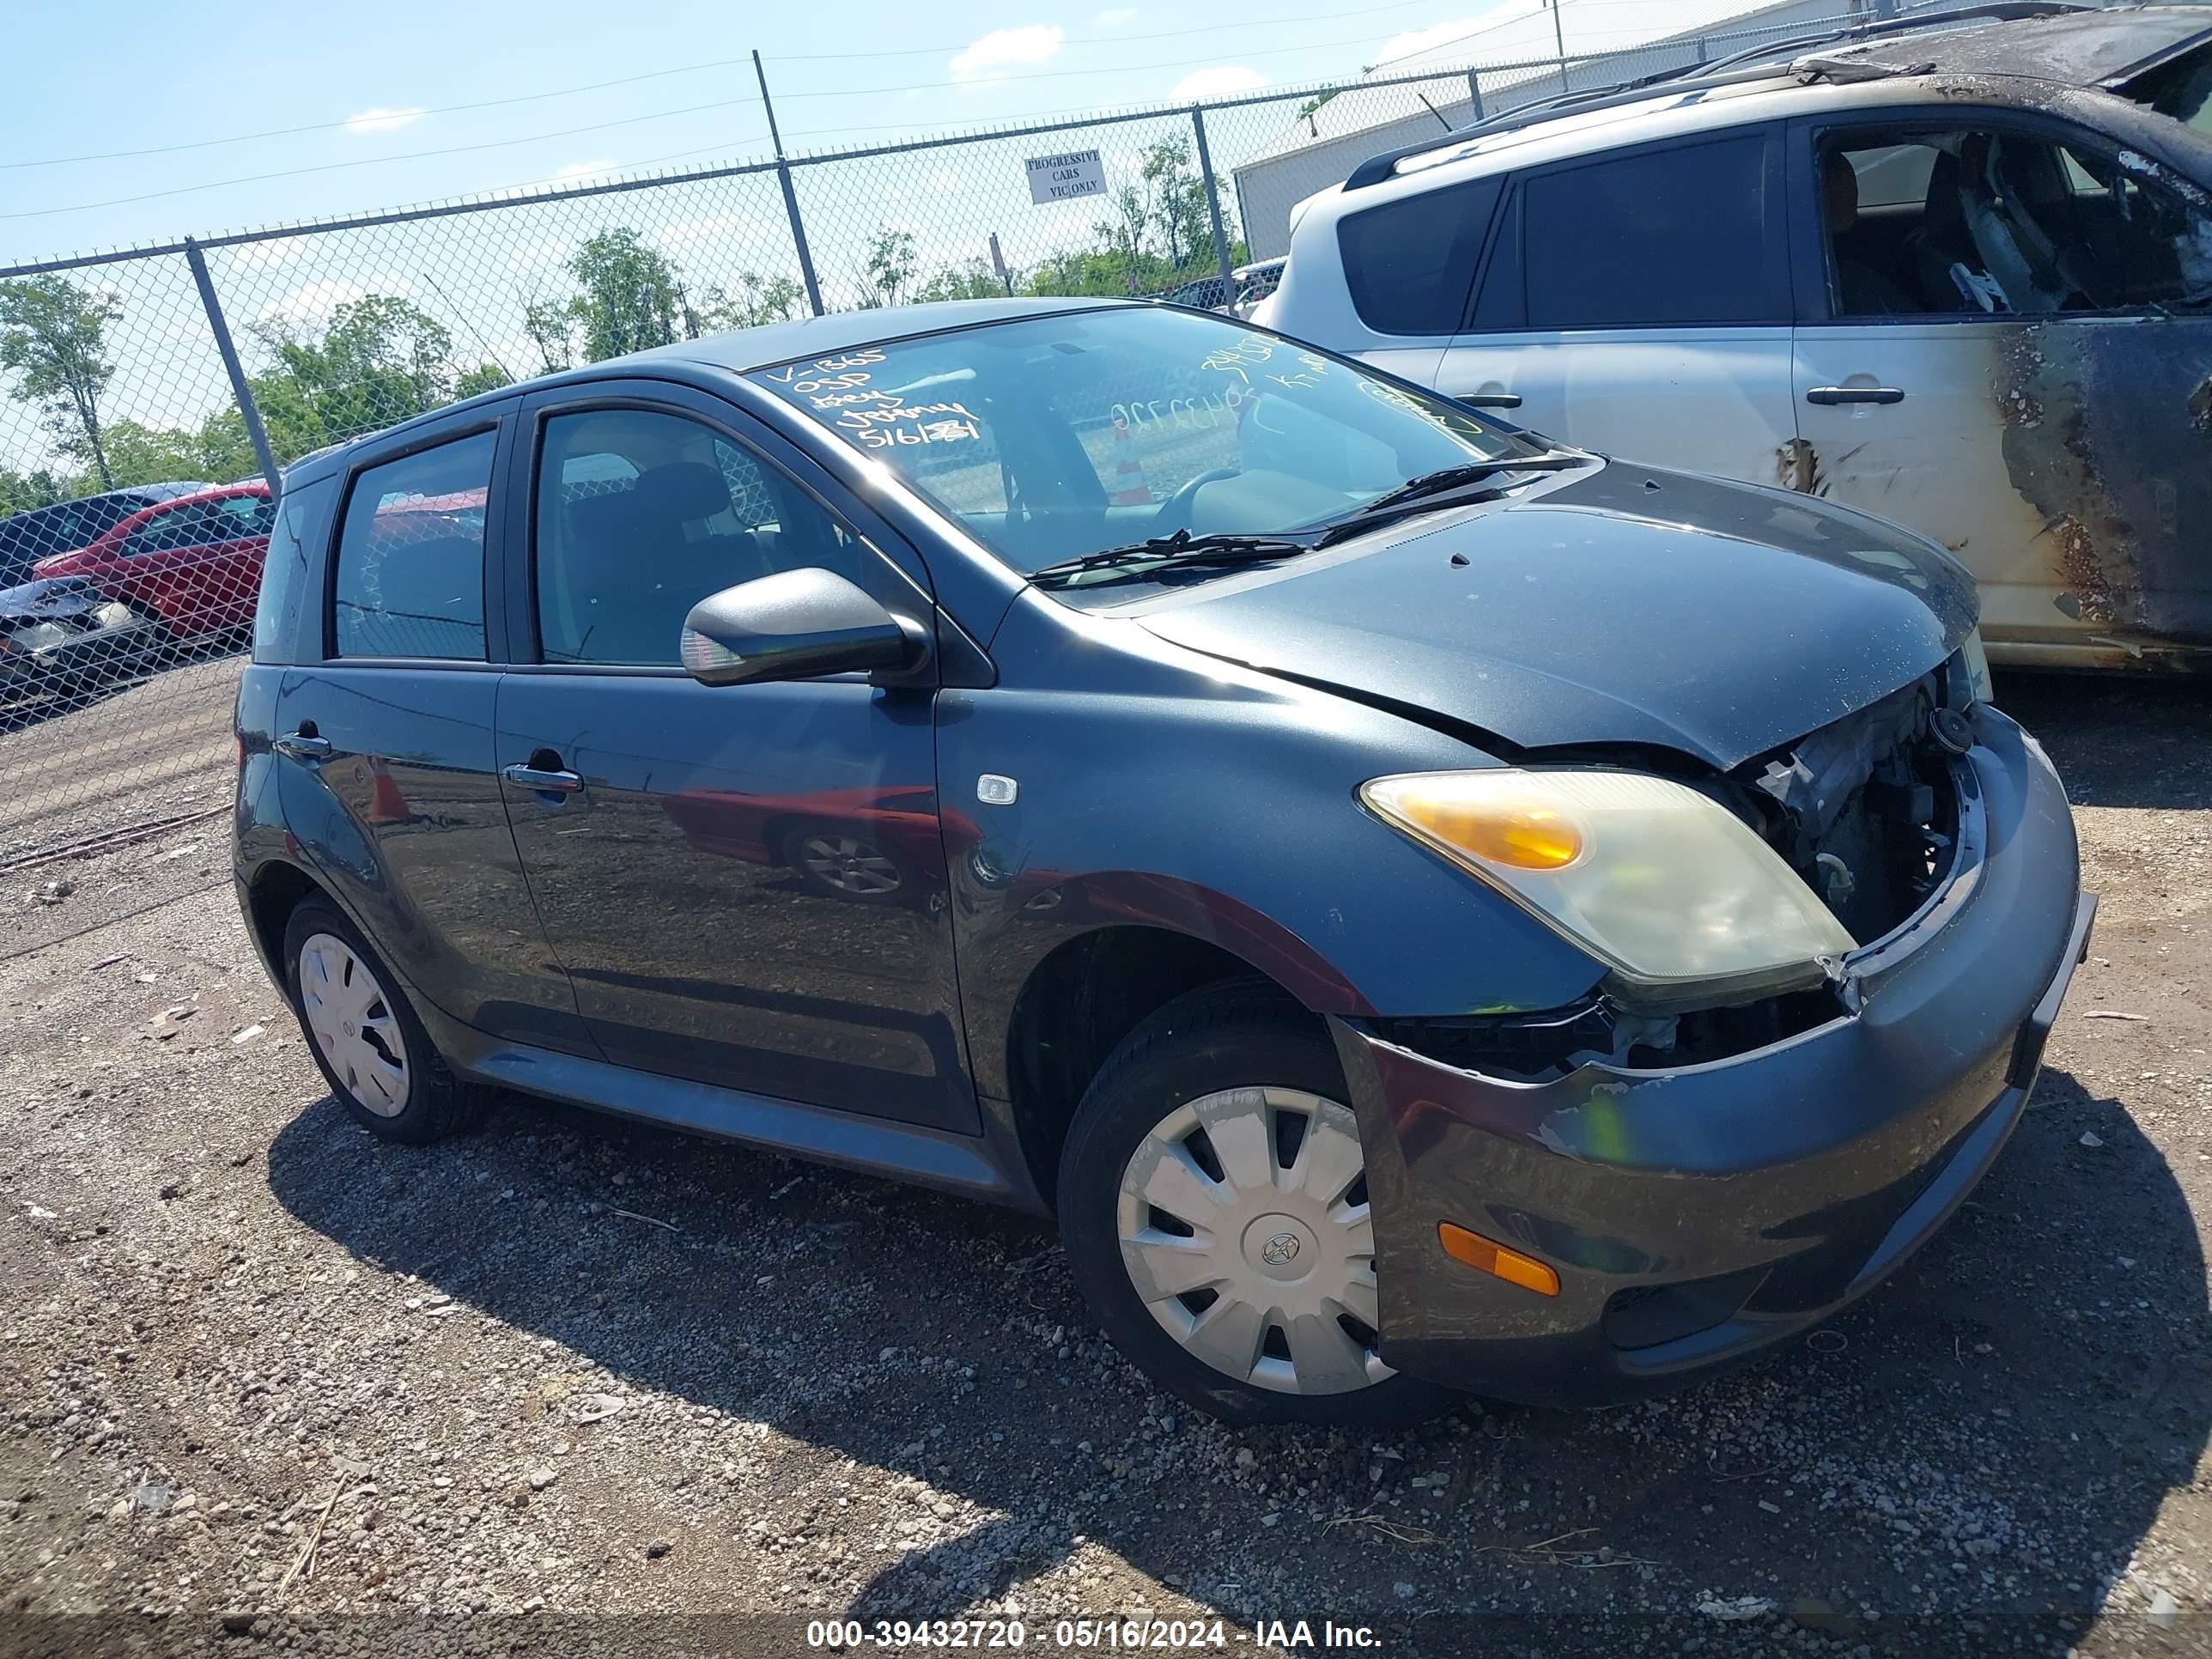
[234, 297, 2093, 1425]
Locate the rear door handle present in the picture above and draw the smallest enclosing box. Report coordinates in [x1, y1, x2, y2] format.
[1806, 385, 1905, 406]
[272, 732, 332, 761]
[502, 762, 583, 796]
[1454, 391, 1522, 409]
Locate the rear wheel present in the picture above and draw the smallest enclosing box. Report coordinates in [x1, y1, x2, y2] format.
[282, 898, 480, 1144]
[1057, 981, 1456, 1427]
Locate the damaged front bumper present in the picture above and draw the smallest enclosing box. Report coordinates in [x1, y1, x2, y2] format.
[1333, 703, 2093, 1407]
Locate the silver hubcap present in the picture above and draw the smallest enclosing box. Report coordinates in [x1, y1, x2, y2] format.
[799, 835, 901, 896]
[298, 933, 410, 1117]
[1115, 1086, 1390, 1395]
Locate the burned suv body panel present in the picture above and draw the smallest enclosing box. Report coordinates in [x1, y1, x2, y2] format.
[1264, 4, 2212, 670]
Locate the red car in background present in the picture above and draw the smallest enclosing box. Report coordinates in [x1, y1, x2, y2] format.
[31, 483, 273, 641]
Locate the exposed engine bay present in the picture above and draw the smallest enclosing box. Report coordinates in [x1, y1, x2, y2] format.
[1368, 649, 1983, 1079]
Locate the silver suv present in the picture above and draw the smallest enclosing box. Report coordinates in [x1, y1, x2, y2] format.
[1260, 2, 2212, 671]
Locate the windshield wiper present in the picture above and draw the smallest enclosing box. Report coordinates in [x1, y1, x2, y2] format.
[1343, 452, 1589, 519]
[1030, 528, 1317, 586]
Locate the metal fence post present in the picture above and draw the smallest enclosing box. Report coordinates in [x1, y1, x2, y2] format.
[753, 52, 826, 317]
[1466, 69, 1486, 121]
[1190, 106, 1237, 301]
[182, 238, 280, 496]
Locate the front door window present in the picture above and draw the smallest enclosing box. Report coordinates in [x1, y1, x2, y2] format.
[1818, 126, 2212, 318]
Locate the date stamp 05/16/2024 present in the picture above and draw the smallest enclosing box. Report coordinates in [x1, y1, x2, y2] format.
[805, 1619, 1384, 1651]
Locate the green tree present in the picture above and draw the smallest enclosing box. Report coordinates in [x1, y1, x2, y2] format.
[0, 276, 122, 490]
[1142, 136, 1212, 272]
[914, 258, 1009, 303]
[248, 294, 459, 460]
[520, 291, 578, 374]
[454, 362, 514, 399]
[692, 271, 807, 331]
[567, 228, 682, 361]
[854, 228, 918, 308]
[0, 467, 68, 517]
[98, 419, 216, 489]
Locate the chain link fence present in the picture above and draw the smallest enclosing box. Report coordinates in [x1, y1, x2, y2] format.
[1, 0, 1981, 933]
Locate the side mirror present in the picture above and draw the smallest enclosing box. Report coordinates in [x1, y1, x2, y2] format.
[679, 568, 927, 688]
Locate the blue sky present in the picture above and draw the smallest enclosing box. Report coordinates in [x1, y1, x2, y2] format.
[0, 0, 1602, 264]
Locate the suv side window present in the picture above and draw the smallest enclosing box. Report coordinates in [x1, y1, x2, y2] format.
[1337, 176, 1504, 334]
[331, 428, 497, 660]
[532, 407, 872, 667]
[1815, 125, 2212, 317]
[253, 477, 336, 665]
[1522, 134, 1783, 328]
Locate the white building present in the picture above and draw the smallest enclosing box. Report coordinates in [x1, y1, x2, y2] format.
[1231, 0, 1889, 258]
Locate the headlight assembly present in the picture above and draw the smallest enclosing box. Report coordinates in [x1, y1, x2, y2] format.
[1362, 769, 1856, 1005]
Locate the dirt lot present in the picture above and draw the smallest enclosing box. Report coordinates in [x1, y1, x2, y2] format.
[1, 671, 2207, 1658]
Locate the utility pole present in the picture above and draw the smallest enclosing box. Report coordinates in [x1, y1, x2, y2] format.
[754, 50, 826, 318]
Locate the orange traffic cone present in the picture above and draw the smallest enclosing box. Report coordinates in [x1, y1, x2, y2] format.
[1108, 416, 1151, 506]
[363, 757, 413, 827]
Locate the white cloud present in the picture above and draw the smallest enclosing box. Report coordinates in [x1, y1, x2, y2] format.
[1169, 65, 1267, 100]
[1373, 18, 1488, 64]
[223, 238, 307, 271]
[1096, 6, 1138, 23]
[950, 24, 1064, 84]
[255, 276, 413, 331]
[550, 158, 618, 182]
[343, 106, 426, 135]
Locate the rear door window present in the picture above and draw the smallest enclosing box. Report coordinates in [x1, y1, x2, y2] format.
[331, 429, 496, 660]
[1337, 176, 1504, 334]
[1522, 134, 1784, 327]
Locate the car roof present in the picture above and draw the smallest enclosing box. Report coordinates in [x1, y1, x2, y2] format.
[283, 297, 1144, 489]
[1340, 3, 2212, 193]
[1813, 4, 2212, 87]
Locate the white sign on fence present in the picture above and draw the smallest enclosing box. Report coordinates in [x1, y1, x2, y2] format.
[1025, 149, 1107, 205]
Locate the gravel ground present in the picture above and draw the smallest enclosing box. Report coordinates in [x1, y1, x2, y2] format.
[1, 670, 2206, 1659]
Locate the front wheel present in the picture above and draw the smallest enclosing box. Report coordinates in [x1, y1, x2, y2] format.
[1057, 981, 1455, 1427]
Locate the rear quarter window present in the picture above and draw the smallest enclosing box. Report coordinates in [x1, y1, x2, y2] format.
[331, 429, 497, 660]
[1336, 176, 1504, 334]
[252, 477, 337, 665]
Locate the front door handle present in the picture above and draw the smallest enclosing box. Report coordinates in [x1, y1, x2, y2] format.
[272, 731, 332, 761]
[1806, 385, 1905, 406]
[502, 761, 583, 795]
[1454, 391, 1522, 409]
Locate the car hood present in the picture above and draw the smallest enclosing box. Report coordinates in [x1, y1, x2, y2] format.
[1133, 461, 1978, 770]
[0, 575, 111, 623]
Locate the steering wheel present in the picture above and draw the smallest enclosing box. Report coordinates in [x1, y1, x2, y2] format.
[1152, 467, 1242, 535]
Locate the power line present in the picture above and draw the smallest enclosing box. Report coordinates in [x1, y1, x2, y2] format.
[0, 99, 762, 222]
[2, 0, 1474, 174]
[5, 0, 1695, 176]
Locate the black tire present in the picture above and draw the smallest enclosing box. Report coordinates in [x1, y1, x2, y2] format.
[281, 897, 483, 1145]
[1056, 980, 1458, 1429]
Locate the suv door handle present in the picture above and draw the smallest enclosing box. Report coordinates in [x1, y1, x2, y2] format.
[502, 761, 583, 795]
[1454, 391, 1522, 409]
[1806, 385, 1905, 406]
[272, 732, 332, 761]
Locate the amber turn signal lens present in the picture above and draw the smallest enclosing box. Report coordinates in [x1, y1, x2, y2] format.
[1393, 793, 1583, 871]
[1437, 1223, 1559, 1296]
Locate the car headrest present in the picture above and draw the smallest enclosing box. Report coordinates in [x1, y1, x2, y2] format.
[633, 461, 733, 524]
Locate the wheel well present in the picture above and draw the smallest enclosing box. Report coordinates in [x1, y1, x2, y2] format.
[246, 860, 325, 975]
[1005, 926, 1310, 1205]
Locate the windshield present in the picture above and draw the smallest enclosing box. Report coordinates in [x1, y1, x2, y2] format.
[747, 307, 1552, 580]
[0, 497, 135, 583]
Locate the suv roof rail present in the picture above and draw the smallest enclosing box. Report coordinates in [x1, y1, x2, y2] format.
[1340, 0, 2088, 191]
